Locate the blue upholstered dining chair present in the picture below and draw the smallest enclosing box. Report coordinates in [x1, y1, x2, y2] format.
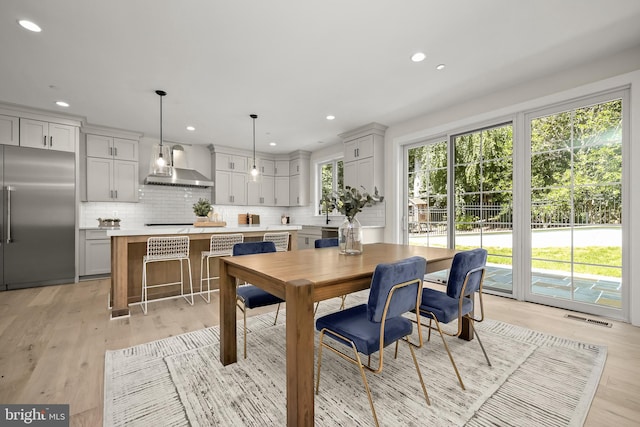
[314, 237, 338, 248]
[315, 256, 430, 427]
[313, 238, 344, 314]
[234, 241, 284, 359]
[416, 248, 490, 390]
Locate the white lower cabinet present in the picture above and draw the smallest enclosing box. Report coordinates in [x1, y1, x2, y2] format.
[80, 230, 111, 276]
[297, 226, 322, 250]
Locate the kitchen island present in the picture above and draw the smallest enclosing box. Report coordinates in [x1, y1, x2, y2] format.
[107, 224, 301, 318]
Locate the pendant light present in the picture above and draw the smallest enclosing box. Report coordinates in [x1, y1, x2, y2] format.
[149, 90, 172, 176]
[249, 114, 260, 182]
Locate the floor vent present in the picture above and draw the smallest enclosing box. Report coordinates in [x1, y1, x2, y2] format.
[565, 314, 613, 328]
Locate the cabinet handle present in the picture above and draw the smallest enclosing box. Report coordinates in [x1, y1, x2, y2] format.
[109, 147, 112, 156]
[43, 136, 47, 147]
[114, 190, 118, 199]
[50, 136, 53, 147]
[114, 147, 118, 157]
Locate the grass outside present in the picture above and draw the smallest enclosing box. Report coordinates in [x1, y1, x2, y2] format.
[455, 245, 622, 278]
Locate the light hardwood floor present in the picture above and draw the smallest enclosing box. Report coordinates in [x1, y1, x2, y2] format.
[0, 278, 639, 426]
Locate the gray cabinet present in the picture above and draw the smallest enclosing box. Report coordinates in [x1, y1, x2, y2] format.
[80, 230, 111, 276]
[20, 118, 76, 152]
[85, 132, 139, 202]
[215, 169, 247, 205]
[248, 175, 275, 205]
[340, 123, 387, 194]
[0, 114, 19, 146]
[289, 151, 310, 206]
[297, 226, 322, 250]
[275, 176, 290, 206]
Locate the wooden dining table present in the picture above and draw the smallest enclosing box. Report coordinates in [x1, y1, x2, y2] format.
[219, 243, 457, 426]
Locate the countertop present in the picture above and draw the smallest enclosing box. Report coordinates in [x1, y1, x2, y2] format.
[297, 224, 384, 229]
[105, 224, 301, 237]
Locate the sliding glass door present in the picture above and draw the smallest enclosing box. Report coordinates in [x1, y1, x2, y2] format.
[405, 124, 514, 292]
[527, 95, 624, 314]
[452, 124, 514, 293]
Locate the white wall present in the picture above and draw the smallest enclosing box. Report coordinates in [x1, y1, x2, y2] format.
[381, 46, 640, 325]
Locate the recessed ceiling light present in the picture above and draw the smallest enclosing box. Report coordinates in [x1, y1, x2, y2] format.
[326, 115, 335, 120]
[411, 52, 426, 62]
[18, 20, 41, 32]
[269, 142, 277, 146]
[436, 63, 446, 70]
[186, 126, 195, 131]
[55, 101, 69, 107]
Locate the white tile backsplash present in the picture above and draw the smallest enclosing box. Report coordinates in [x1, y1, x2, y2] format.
[80, 185, 385, 228]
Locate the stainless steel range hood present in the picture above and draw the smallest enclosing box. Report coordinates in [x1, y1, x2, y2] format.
[144, 168, 213, 188]
[145, 144, 213, 188]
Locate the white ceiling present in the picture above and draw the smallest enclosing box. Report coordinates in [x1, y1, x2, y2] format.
[2, 0, 640, 153]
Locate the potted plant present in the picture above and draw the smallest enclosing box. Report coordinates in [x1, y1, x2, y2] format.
[331, 186, 383, 255]
[193, 198, 212, 222]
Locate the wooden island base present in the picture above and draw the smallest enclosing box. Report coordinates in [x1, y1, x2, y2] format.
[109, 226, 299, 318]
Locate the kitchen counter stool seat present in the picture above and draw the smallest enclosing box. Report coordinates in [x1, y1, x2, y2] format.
[141, 236, 194, 314]
[200, 233, 244, 303]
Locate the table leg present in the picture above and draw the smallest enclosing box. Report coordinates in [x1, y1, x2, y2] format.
[220, 260, 237, 365]
[459, 296, 473, 341]
[285, 279, 315, 426]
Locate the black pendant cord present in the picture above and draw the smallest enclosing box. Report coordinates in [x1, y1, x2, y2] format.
[250, 114, 258, 168]
[156, 90, 167, 156]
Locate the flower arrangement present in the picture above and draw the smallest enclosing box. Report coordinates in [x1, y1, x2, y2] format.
[330, 186, 384, 221]
[193, 198, 212, 217]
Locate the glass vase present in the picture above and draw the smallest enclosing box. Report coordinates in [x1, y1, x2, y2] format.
[339, 216, 363, 255]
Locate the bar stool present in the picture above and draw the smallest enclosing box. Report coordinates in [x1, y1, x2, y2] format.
[263, 232, 290, 252]
[199, 233, 244, 303]
[141, 235, 194, 314]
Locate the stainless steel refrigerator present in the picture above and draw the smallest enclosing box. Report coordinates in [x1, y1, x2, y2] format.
[1, 145, 75, 290]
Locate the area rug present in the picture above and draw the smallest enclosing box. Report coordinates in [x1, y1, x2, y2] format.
[104, 298, 606, 426]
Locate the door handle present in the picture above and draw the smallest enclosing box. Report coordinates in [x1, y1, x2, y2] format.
[50, 136, 53, 147]
[6, 186, 14, 244]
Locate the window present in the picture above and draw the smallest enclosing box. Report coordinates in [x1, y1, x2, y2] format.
[319, 159, 343, 213]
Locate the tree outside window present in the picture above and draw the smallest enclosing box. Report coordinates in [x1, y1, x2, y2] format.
[319, 159, 343, 213]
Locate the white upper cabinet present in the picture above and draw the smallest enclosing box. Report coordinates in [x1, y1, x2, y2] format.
[0, 114, 19, 146]
[340, 123, 387, 194]
[86, 134, 138, 161]
[20, 119, 76, 152]
[274, 176, 290, 206]
[84, 129, 140, 202]
[274, 160, 289, 177]
[288, 151, 310, 206]
[259, 158, 275, 176]
[216, 153, 248, 173]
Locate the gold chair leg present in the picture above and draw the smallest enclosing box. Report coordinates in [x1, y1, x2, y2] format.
[433, 319, 465, 390]
[314, 301, 320, 315]
[315, 331, 325, 394]
[274, 303, 281, 325]
[340, 295, 346, 310]
[407, 338, 430, 406]
[353, 349, 379, 427]
[472, 322, 492, 366]
[243, 304, 247, 359]
[394, 341, 399, 359]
